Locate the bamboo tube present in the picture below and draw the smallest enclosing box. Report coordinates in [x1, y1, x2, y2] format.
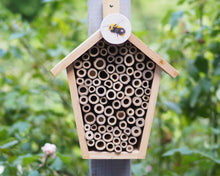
[98, 70, 109, 81]
[124, 127, 131, 136]
[128, 136, 137, 145]
[136, 118, 145, 127]
[135, 62, 145, 71]
[76, 68, 87, 78]
[113, 127, 122, 137]
[107, 125, 113, 132]
[119, 46, 128, 56]
[126, 145, 134, 153]
[94, 57, 106, 70]
[106, 64, 115, 74]
[135, 108, 145, 117]
[119, 74, 130, 85]
[95, 140, 106, 151]
[113, 82, 123, 91]
[135, 87, 144, 97]
[127, 108, 134, 116]
[124, 54, 135, 67]
[79, 95, 88, 105]
[82, 53, 90, 60]
[106, 142, 115, 152]
[143, 70, 154, 80]
[76, 78, 84, 85]
[94, 132, 101, 140]
[91, 124, 97, 131]
[132, 79, 142, 88]
[134, 70, 142, 79]
[89, 86, 95, 93]
[135, 52, 145, 62]
[116, 111, 126, 120]
[94, 104, 104, 114]
[113, 137, 121, 145]
[112, 100, 121, 110]
[127, 116, 135, 125]
[82, 104, 91, 113]
[133, 97, 142, 106]
[96, 40, 105, 48]
[120, 133, 128, 141]
[146, 60, 155, 70]
[84, 124, 91, 131]
[84, 112, 96, 125]
[100, 97, 108, 105]
[119, 121, 127, 130]
[115, 145, 122, 153]
[106, 89, 117, 101]
[88, 68, 97, 79]
[128, 46, 137, 55]
[83, 60, 91, 69]
[73, 60, 82, 69]
[117, 91, 124, 100]
[98, 125, 107, 134]
[121, 141, 128, 149]
[125, 41, 132, 48]
[131, 126, 142, 137]
[88, 94, 99, 104]
[125, 85, 135, 97]
[110, 72, 119, 82]
[78, 85, 88, 96]
[103, 132, 113, 142]
[142, 80, 149, 88]
[107, 116, 117, 126]
[96, 85, 106, 97]
[121, 96, 132, 108]
[115, 56, 123, 64]
[107, 45, 118, 56]
[100, 48, 108, 56]
[107, 55, 115, 63]
[141, 102, 148, 110]
[116, 64, 126, 74]
[96, 114, 106, 125]
[104, 80, 113, 88]
[89, 46, 99, 57]
[93, 78, 101, 87]
[142, 95, 150, 102]
[85, 78, 92, 87]
[85, 131, 94, 140]
[87, 140, 95, 147]
[145, 88, 151, 96]
[104, 106, 114, 116]
[126, 67, 134, 76]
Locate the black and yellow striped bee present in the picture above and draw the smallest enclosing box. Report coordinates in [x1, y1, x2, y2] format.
[108, 24, 126, 36]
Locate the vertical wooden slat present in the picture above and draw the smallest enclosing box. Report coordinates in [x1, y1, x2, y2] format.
[88, 0, 131, 175]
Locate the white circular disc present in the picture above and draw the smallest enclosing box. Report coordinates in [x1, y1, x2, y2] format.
[100, 13, 131, 44]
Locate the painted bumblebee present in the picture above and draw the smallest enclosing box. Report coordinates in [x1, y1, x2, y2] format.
[108, 24, 126, 36]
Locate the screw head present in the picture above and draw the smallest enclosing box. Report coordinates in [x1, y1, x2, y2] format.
[109, 3, 114, 7]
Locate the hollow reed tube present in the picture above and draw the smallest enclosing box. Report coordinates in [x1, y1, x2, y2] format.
[84, 124, 91, 131]
[135, 108, 145, 117]
[82, 53, 90, 60]
[82, 60, 91, 69]
[96, 114, 106, 125]
[143, 70, 154, 80]
[85, 79, 92, 87]
[98, 125, 107, 134]
[95, 140, 106, 151]
[87, 140, 95, 147]
[116, 64, 126, 74]
[106, 142, 115, 152]
[124, 54, 135, 67]
[119, 121, 127, 130]
[142, 95, 150, 102]
[131, 126, 142, 137]
[135, 62, 145, 71]
[115, 56, 123, 64]
[133, 97, 142, 106]
[120, 141, 128, 149]
[120, 74, 130, 85]
[146, 60, 155, 70]
[107, 45, 118, 56]
[128, 46, 137, 54]
[79, 96, 88, 105]
[76, 78, 84, 85]
[88, 94, 99, 104]
[82, 104, 91, 113]
[100, 48, 107, 56]
[104, 80, 113, 88]
[127, 108, 134, 116]
[141, 102, 148, 110]
[103, 132, 113, 142]
[121, 96, 132, 108]
[126, 145, 134, 153]
[100, 97, 108, 105]
[113, 127, 122, 137]
[119, 46, 128, 56]
[135, 87, 144, 97]
[136, 118, 145, 127]
[94, 104, 104, 114]
[115, 145, 122, 153]
[98, 70, 109, 81]
[89, 46, 99, 57]
[124, 127, 131, 136]
[88, 86, 95, 93]
[113, 82, 123, 91]
[120, 133, 128, 141]
[76, 68, 87, 78]
[107, 125, 113, 132]
[145, 88, 151, 96]
[106, 89, 117, 101]
[107, 55, 115, 63]
[132, 79, 142, 88]
[112, 100, 121, 110]
[94, 132, 101, 140]
[84, 112, 96, 125]
[116, 111, 126, 120]
[135, 52, 145, 62]
[104, 106, 114, 117]
[96, 86, 106, 97]
[78, 85, 88, 96]
[94, 57, 106, 70]
[96, 40, 105, 48]
[88, 68, 97, 79]
[107, 116, 117, 126]
[134, 70, 142, 79]
[127, 116, 135, 125]
[106, 64, 115, 74]
[91, 124, 97, 131]
[93, 78, 101, 87]
[142, 80, 149, 88]
[117, 91, 124, 100]
[110, 72, 119, 82]
[73, 60, 82, 69]
[126, 67, 134, 76]
[128, 136, 137, 145]
[113, 137, 121, 145]
[125, 85, 135, 97]
[85, 131, 94, 140]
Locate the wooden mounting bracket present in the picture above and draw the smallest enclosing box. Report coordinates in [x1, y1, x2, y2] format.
[103, 0, 120, 18]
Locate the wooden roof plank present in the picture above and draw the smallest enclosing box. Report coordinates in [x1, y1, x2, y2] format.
[128, 33, 179, 78]
[51, 30, 102, 76]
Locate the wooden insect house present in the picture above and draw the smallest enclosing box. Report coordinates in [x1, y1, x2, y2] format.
[51, 3, 179, 159]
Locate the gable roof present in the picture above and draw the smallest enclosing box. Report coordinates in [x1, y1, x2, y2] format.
[51, 30, 179, 78]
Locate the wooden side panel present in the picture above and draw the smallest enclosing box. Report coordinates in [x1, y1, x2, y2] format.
[103, 0, 120, 18]
[129, 34, 179, 78]
[66, 65, 89, 158]
[139, 65, 162, 157]
[51, 30, 102, 76]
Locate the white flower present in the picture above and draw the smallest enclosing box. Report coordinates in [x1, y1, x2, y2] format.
[0, 165, 4, 174]
[41, 143, 56, 158]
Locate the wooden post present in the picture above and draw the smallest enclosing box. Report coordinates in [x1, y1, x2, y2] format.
[88, 0, 131, 175]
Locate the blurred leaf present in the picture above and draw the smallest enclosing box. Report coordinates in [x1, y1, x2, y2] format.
[169, 11, 184, 30]
[0, 140, 18, 149]
[216, 89, 220, 100]
[0, 49, 7, 58]
[50, 156, 63, 171]
[163, 101, 182, 114]
[132, 163, 147, 176]
[163, 147, 192, 156]
[9, 33, 26, 41]
[211, 127, 220, 135]
[194, 55, 208, 74]
[190, 84, 201, 107]
[28, 170, 40, 176]
[9, 121, 30, 134]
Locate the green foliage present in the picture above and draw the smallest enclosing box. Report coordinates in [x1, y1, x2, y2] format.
[0, 0, 219, 175]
